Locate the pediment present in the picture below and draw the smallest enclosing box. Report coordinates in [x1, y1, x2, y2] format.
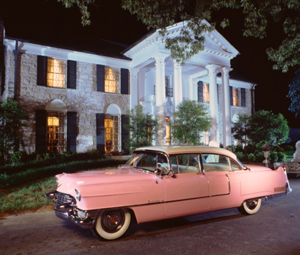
[123, 20, 239, 62]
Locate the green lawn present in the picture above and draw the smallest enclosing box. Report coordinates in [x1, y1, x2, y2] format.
[0, 177, 57, 217]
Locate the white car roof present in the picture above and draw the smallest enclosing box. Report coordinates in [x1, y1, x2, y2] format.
[134, 146, 238, 160]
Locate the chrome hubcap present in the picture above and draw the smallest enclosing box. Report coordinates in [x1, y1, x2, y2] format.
[246, 199, 258, 210]
[101, 210, 125, 233]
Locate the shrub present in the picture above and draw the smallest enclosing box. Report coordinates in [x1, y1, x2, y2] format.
[268, 151, 278, 163]
[8, 151, 23, 165]
[235, 145, 244, 153]
[0, 158, 123, 189]
[255, 152, 265, 162]
[277, 152, 287, 162]
[247, 153, 256, 162]
[226, 145, 235, 152]
[282, 144, 295, 152]
[235, 151, 246, 161]
[273, 146, 284, 152]
[244, 144, 256, 154]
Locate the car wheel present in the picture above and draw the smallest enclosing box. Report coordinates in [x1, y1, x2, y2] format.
[93, 208, 131, 240]
[238, 198, 262, 215]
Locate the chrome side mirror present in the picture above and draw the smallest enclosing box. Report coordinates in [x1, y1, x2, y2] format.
[167, 170, 175, 177]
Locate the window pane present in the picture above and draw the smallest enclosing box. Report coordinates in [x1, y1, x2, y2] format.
[231, 159, 242, 171]
[233, 88, 239, 106]
[105, 114, 120, 152]
[203, 83, 210, 103]
[105, 67, 119, 93]
[202, 154, 230, 172]
[170, 154, 200, 174]
[47, 59, 65, 88]
[47, 112, 65, 153]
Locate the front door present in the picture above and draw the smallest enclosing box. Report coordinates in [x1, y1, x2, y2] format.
[164, 154, 210, 218]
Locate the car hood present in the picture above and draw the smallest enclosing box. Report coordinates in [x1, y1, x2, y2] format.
[56, 166, 157, 193]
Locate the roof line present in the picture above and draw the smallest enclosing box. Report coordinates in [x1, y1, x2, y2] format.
[5, 35, 131, 61]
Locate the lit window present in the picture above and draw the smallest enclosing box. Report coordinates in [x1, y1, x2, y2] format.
[233, 88, 239, 106]
[47, 112, 65, 152]
[166, 117, 171, 146]
[105, 67, 119, 93]
[104, 114, 120, 152]
[203, 83, 210, 103]
[198, 81, 210, 103]
[47, 59, 65, 88]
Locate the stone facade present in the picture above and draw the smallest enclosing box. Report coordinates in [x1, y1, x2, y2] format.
[4, 48, 130, 153]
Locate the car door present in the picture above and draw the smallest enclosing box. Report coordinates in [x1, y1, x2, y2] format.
[201, 153, 241, 210]
[164, 154, 210, 218]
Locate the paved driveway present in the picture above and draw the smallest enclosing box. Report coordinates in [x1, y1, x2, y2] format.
[1, 179, 300, 255]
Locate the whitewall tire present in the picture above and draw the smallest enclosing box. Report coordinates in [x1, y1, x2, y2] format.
[238, 198, 262, 215]
[93, 208, 131, 240]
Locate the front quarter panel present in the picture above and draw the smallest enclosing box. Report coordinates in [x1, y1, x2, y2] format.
[76, 176, 165, 211]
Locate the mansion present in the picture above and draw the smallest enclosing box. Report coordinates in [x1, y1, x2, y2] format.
[0, 20, 255, 154]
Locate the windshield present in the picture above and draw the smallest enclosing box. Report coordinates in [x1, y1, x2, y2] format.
[125, 152, 169, 173]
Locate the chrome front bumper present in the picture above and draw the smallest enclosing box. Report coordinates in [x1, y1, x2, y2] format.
[46, 191, 97, 229]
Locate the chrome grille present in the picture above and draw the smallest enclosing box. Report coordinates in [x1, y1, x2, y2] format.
[57, 193, 74, 205]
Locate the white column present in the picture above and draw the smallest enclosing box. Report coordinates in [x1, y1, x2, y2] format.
[130, 68, 139, 110]
[222, 67, 232, 147]
[206, 64, 220, 143]
[173, 60, 183, 108]
[155, 54, 167, 145]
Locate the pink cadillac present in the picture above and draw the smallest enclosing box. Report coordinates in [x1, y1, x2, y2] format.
[46, 146, 291, 240]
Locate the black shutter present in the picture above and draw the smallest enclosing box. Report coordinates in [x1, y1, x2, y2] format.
[96, 65, 105, 92]
[121, 68, 129, 94]
[241, 88, 246, 107]
[197, 81, 203, 103]
[67, 112, 77, 152]
[121, 115, 130, 154]
[96, 113, 105, 153]
[67, 60, 77, 89]
[230, 86, 233, 106]
[37, 56, 47, 86]
[35, 110, 47, 153]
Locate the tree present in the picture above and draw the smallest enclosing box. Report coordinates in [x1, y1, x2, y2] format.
[247, 110, 289, 147]
[57, 0, 94, 25]
[0, 99, 28, 162]
[287, 69, 300, 117]
[231, 114, 251, 145]
[171, 100, 210, 145]
[58, 0, 300, 71]
[125, 104, 157, 152]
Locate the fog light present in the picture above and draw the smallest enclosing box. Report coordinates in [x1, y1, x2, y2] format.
[77, 210, 87, 220]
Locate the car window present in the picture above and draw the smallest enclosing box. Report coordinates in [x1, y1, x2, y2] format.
[169, 154, 200, 174]
[201, 153, 230, 172]
[126, 152, 168, 173]
[230, 159, 243, 171]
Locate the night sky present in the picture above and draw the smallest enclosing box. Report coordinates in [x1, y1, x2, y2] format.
[0, 0, 298, 127]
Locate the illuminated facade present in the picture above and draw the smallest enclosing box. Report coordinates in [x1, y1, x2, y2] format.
[0, 21, 255, 153]
[124, 21, 255, 147]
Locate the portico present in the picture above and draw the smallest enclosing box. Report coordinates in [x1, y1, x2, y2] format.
[123, 21, 252, 147]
